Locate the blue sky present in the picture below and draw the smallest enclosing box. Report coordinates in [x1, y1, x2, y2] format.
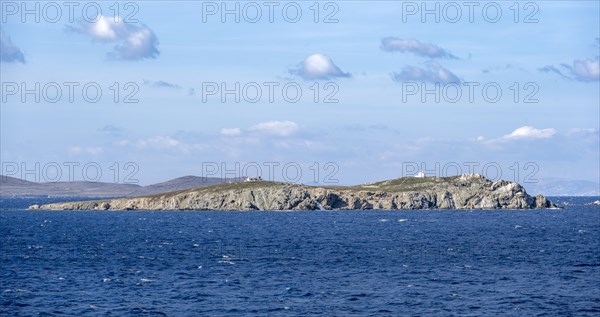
[1, 1, 599, 190]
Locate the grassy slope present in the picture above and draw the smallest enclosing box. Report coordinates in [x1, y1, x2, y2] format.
[144, 176, 474, 198]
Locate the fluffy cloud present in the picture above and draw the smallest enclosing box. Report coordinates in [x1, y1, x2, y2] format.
[476, 126, 556, 146]
[68, 15, 159, 60]
[220, 128, 242, 137]
[381, 37, 457, 59]
[0, 30, 25, 63]
[248, 120, 300, 137]
[289, 54, 351, 80]
[392, 62, 461, 84]
[477, 126, 557, 144]
[570, 58, 600, 81]
[501, 126, 557, 140]
[540, 57, 599, 82]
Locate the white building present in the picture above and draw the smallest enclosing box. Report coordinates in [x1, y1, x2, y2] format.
[414, 171, 425, 178]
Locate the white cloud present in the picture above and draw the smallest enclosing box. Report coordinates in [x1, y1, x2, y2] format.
[289, 54, 350, 80]
[114, 136, 206, 153]
[502, 126, 557, 140]
[476, 126, 557, 146]
[68, 146, 104, 155]
[220, 128, 242, 137]
[90, 15, 118, 40]
[392, 62, 461, 84]
[0, 30, 25, 63]
[136, 136, 182, 149]
[68, 15, 159, 60]
[567, 128, 598, 136]
[571, 58, 600, 81]
[381, 37, 457, 59]
[540, 57, 599, 82]
[248, 120, 300, 137]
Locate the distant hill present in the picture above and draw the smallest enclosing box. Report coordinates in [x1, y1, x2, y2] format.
[0, 175, 141, 197]
[126, 176, 246, 197]
[0, 175, 245, 198]
[523, 178, 600, 196]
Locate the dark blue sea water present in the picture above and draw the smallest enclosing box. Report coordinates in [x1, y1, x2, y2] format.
[1, 197, 599, 316]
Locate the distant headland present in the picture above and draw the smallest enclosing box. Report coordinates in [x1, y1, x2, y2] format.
[29, 174, 557, 211]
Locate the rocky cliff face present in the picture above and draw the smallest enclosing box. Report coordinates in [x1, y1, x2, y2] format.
[31, 174, 557, 211]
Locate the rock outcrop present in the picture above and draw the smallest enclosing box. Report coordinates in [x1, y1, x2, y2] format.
[31, 174, 557, 211]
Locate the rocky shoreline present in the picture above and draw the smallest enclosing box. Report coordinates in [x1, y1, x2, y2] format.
[29, 174, 557, 211]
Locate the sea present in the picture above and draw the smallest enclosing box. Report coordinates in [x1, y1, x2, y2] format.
[1, 197, 599, 316]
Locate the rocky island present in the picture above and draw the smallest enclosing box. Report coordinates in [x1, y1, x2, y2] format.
[30, 174, 557, 211]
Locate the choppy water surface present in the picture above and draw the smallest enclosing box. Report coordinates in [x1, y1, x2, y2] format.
[1, 198, 599, 316]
